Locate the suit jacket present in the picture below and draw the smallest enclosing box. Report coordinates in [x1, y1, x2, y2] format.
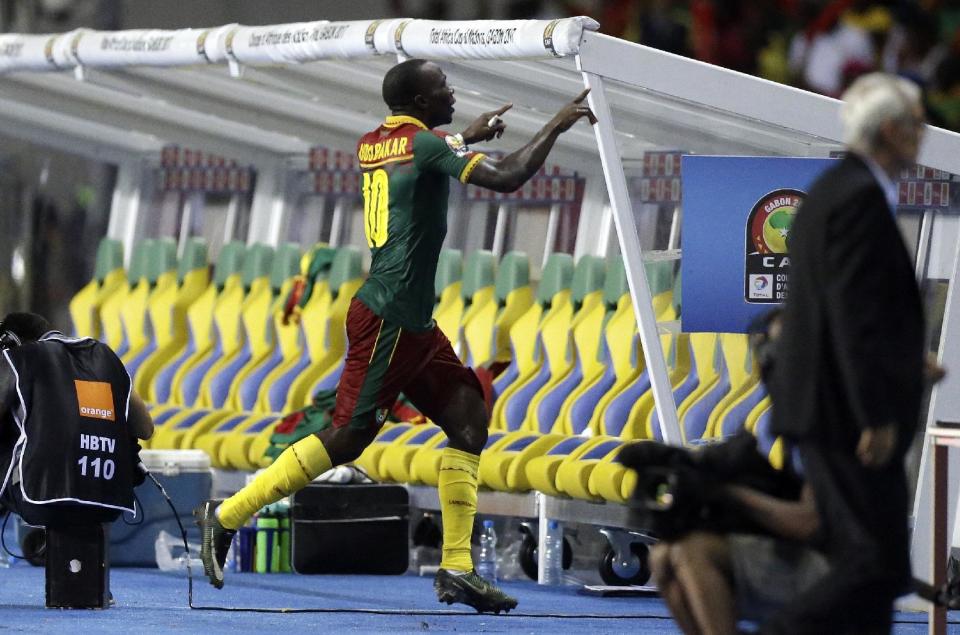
[770, 154, 925, 454]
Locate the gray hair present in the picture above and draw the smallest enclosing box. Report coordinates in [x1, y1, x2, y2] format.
[840, 73, 921, 153]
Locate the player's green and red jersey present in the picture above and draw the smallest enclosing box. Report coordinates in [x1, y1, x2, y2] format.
[354, 115, 485, 332]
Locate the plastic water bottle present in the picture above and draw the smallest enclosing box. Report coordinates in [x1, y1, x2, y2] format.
[541, 520, 563, 586]
[154, 530, 202, 572]
[225, 533, 238, 574]
[476, 520, 498, 583]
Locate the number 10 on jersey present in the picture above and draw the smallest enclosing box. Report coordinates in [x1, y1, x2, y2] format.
[363, 169, 389, 248]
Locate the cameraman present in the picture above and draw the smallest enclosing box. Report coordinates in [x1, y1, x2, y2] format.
[0, 312, 153, 527]
[646, 479, 828, 635]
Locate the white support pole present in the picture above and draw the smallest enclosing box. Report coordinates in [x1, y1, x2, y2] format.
[246, 161, 289, 247]
[573, 174, 609, 259]
[177, 191, 202, 258]
[599, 204, 614, 257]
[106, 160, 152, 267]
[578, 65, 682, 445]
[915, 209, 934, 283]
[910, 231, 960, 583]
[492, 203, 509, 257]
[224, 192, 241, 244]
[329, 198, 347, 248]
[668, 204, 682, 251]
[542, 203, 561, 268]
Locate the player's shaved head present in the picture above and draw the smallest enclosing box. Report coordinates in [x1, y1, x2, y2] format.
[382, 58, 435, 111]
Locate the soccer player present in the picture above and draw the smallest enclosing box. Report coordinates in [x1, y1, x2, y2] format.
[195, 58, 596, 613]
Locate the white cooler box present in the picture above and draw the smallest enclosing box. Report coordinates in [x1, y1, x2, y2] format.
[110, 450, 212, 567]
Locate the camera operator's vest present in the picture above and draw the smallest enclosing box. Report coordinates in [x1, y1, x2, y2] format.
[0, 332, 135, 522]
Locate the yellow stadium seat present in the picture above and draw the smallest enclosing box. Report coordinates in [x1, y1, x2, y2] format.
[133, 238, 209, 398]
[197, 243, 274, 410]
[489, 253, 574, 432]
[279, 247, 363, 412]
[379, 424, 446, 483]
[167, 242, 248, 408]
[552, 257, 627, 437]
[456, 250, 498, 365]
[522, 255, 605, 434]
[249, 245, 337, 415]
[223, 243, 302, 412]
[474, 255, 605, 493]
[145, 243, 248, 447]
[147, 241, 246, 406]
[69, 238, 125, 340]
[100, 240, 152, 358]
[702, 334, 761, 439]
[353, 423, 418, 482]
[122, 239, 178, 378]
[218, 415, 282, 471]
[433, 249, 463, 343]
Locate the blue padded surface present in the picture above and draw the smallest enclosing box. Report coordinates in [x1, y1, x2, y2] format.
[651, 343, 701, 442]
[152, 408, 182, 427]
[181, 326, 223, 407]
[755, 408, 776, 457]
[267, 329, 311, 411]
[485, 432, 505, 449]
[492, 357, 520, 400]
[568, 343, 616, 434]
[719, 383, 767, 437]
[503, 435, 540, 452]
[406, 427, 441, 445]
[125, 340, 157, 379]
[503, 336, 550, 430]
[314, 358, 345, 393]
[247, 416, 279, 433]
[602, 371, 651, 438]
[0, 564, 944, 633]
[683, 375, 730, 442]
[154, 334, 197, 404]
[535, 360, 583, 434]
[209, 343, 252, 408]
[173, 410, 212, 430]
[215, 414, 251, 432]
[582, 439, 621, 460]
[238, 348, 283, 411]
[115, 322, 130, 359]
[547, 437, 589, 456]
[504, 360, 551, 431]
[377, 424, 413, 443]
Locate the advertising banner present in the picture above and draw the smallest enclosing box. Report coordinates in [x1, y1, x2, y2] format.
[224, 20, 381, 64]
[385, 16, 598, 60]
[70, 28, 216, 67]
[681, 156, 837, 333]
[0, 33, 67, 72]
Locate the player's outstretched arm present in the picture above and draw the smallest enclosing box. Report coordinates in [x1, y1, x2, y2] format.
[467, 89, 596, 193]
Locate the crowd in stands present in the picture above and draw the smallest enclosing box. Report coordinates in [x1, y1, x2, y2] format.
[479, 0, 960, 132]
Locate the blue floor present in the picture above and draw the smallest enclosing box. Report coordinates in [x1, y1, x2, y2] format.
[0, 564, 956, 633]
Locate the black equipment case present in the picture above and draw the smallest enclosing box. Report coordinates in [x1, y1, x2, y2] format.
[291, 483, 409, 574]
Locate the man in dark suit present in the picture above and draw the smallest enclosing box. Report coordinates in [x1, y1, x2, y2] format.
[766, 73, 928, 634]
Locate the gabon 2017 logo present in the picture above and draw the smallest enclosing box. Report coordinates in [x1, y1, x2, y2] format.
[744, 188, 803, 304]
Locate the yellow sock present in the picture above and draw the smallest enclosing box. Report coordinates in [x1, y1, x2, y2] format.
[217, 435, 332, 530]
[438, 447, 480, 572]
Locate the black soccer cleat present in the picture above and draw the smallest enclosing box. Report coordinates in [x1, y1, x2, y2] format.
[434, 568, 518, 614]
[193, 499, 235, 590]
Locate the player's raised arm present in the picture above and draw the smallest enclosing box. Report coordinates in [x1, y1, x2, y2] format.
[466, 89, 596, 193]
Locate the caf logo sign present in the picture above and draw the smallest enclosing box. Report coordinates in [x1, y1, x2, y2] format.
[744, 188, 803, 303]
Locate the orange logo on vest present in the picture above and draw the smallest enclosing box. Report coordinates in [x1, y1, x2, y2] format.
[74, 380, 115, 421]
